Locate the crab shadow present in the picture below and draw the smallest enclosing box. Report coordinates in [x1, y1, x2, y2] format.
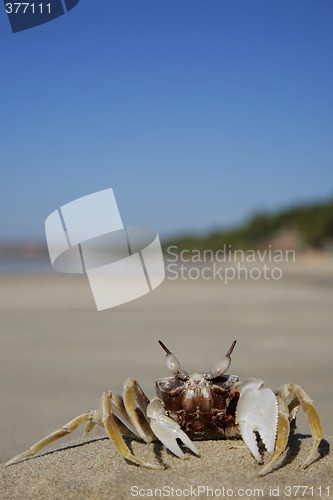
[123, 436, 200, 470]
[4, 432, 329, 472]
[122, 436, 170, 469]
[123, 433, 330, 471]
[45, 436, 192, 470]
[3, 436, 169, 470]
[276, 430, 329, 471]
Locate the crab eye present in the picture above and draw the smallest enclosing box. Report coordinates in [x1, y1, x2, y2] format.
[158, 340, 186, 376]
[207, 340, 237, 379]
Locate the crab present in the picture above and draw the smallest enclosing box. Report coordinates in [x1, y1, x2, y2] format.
[3, 340, 323, 475]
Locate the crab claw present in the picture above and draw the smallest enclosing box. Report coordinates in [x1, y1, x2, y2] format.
[147, 398, 200, 459]
[236, 379, 278, 462]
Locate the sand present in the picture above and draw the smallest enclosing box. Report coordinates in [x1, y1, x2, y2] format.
[1, 436, 332, 500]
[0, 258, 332, 498]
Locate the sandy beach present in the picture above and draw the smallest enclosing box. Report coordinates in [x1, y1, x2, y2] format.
[0, 258, 332, 498]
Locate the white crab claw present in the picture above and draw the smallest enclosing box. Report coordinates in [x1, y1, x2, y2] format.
[147, 398, 199, 458]
[236, 379, 278, 462]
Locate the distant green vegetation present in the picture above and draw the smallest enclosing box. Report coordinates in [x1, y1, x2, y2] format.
[163, 198, 333, 251]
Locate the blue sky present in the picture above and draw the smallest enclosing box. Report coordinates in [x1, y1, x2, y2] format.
[0, 0, 332, 242]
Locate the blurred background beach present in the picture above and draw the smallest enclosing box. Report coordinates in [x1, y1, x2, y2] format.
[0, 0, 332, 467]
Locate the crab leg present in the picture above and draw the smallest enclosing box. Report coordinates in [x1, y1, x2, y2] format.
[106, 392, 139, 437]
[4, 411, 95, 467]
[101, 391, 163, 469]
[276, 383, 323, 468]
[123, 378, 156, 443]
[83, 420, 97, 435]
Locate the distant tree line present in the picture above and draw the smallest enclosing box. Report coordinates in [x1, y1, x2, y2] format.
[163, 198, 333, 251]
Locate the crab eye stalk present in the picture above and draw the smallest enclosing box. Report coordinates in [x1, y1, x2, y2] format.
[158, 340, 188, 378]
[207, 340, 237, 379]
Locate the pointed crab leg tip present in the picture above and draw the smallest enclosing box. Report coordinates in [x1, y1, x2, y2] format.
[258, 466, 272, 476]
[300, 439, 321, 469]
[3, 457, 20, 468]
[124, 453, 165, 470]
[301, 458, 315, 470]
[145, 463, 165, 470]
